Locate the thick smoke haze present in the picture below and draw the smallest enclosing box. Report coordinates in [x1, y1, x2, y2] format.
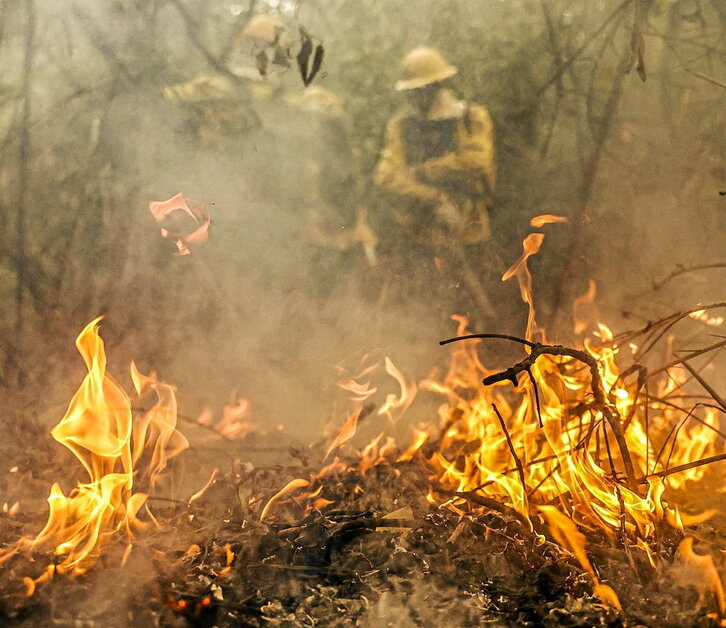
[0, 0, 723, 446]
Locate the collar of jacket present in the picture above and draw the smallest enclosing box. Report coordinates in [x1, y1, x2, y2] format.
[396, 88, 467, 122]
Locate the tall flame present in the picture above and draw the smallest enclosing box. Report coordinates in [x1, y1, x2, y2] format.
[16, 318, 188, 580]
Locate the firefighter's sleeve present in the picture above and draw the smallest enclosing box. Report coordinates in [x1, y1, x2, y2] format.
[374, 117, 442, 204]
[418, 105, 496, 196]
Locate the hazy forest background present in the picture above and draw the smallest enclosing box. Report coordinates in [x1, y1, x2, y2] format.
[0, 0, 723, 439]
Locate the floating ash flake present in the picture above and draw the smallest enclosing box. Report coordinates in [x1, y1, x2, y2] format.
[148, 192, 211, 256]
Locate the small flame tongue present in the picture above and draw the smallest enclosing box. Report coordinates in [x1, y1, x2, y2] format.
[502, 232, 545, 342]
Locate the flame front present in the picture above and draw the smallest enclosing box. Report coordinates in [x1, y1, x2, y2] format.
[19, 318, 188, 579]
[280, 218, 726, 614]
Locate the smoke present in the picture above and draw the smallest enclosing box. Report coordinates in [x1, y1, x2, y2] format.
[0, 0, 721, 477]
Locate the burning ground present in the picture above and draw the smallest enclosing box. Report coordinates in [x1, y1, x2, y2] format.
[1, 221, 725, 627]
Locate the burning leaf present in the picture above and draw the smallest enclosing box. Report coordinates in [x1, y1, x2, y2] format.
[297, 28, 325, 87]
[149, 193, 211, 256]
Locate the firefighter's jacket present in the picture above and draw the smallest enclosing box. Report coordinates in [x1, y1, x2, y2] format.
[374, 88, 495, 245]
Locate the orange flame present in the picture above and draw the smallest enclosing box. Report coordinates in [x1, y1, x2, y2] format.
[530, 214, 569, 228]
[679, 538, 726, 616]
[502, 233, 545, 341]
[10, 318, 188, 581]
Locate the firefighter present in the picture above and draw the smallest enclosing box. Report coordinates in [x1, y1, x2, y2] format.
[291, 86, 377, 298]
[374, 46, 496, 317]
[296, 87, 377, 264]
[163, 14, 289, 146]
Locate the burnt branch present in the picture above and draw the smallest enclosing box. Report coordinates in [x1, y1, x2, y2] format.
[441, 334, 640, 494]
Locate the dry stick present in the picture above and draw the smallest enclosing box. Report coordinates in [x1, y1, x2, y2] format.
[636, 452, 726, 485]
[601, 420, 620, 481]
[651, 262, 726, 291]
[526, 368, 544, 428]
[681, 361, 726, 411]
[647, 337, 726, 379]
[492, 403, 527, 493]
[608, 302, 726, 349]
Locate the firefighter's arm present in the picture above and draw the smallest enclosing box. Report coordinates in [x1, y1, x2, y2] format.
[417, 105, 496, 195]
[374, 117, 443, 204]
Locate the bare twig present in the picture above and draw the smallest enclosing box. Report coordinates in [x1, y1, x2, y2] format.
[680, 361, 726, 411]
[636, 452, 726, 485]
[684, 68, 726, 89]
[646, 338, 726, 379]
[651, 262, 726, 291]
[492, 403, 527, 494]
[534, 0, 633, 97]
[608, 302, 726, 349]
